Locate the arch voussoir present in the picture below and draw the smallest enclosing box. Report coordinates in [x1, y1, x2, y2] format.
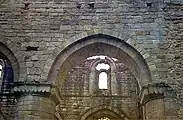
[43, 29, 158, 88]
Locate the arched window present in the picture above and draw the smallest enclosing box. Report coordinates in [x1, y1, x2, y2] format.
[89, 56, 117, 95]
[0, 60, 4, 91]
[95, 63, 110, 90]
[0, 64, 2, 78]
[99, 72, 108, 89]
[0, 60, 13, 93]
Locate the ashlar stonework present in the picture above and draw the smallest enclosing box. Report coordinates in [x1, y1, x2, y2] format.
[0, 0, 183, 120]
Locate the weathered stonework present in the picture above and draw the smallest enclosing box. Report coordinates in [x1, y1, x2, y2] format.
[58, 59, 139, 119]
[0, 0, 182, 119]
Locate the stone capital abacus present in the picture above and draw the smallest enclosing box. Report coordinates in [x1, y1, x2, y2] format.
[140, 84, 166, 104]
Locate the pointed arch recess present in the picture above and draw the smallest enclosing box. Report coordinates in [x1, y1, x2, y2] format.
[43, 29, 158, 88]
[80, 105, 128, 120]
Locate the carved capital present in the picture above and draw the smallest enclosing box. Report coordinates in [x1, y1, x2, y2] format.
[14, 82, 51, 96]
[140, 85, 166, 104]
[14, 82, 63, 105]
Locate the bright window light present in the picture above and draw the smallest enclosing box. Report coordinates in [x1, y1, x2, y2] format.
[112, 57, 117, 61]
[87, 55, 118, 61]
[96, 63, 110, 71]
[99, 72, 108, 89]
[0, 64, 2, 78]
[87, 55, 106, 60]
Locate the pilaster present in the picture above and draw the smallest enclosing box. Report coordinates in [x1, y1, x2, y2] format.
[140, 84, 166, 120]
[14, 82, 58, 120]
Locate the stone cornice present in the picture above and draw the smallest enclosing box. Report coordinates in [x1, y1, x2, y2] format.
[14, 82, 51, 95]
[140, 85, 166, 104]
[14, 82, 63, 105]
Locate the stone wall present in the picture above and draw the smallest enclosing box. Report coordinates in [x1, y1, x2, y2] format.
[164, 2, 183, 120]
[0, 0, 182, 119]
[60, 59, 139, 119]
[0, 0, 166, 82]
[15, 95, 56, 120]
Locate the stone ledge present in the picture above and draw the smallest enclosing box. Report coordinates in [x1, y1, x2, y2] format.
[14, 82, 51, 94]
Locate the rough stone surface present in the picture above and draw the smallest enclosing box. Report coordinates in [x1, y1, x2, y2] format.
[59, 59, 138, 119]
[0, 0, 182, 119]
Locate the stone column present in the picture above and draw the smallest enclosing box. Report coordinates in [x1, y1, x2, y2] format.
[14, 83, 58, 120]
[140, 85, 166, 120]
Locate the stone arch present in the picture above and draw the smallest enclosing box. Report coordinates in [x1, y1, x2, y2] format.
[43, 29, 158, 89]
[0, 41, 26, 82]
[0, 42, 21, 82]
[80, 105, 128, 120]
[90, 57, 116, 70]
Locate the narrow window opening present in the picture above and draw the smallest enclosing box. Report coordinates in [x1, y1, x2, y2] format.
[99, 72, 108, 89]
[0, 64, 2, 78]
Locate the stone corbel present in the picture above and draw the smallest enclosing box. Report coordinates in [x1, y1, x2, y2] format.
[14, 82, 63, 105]
[140, 85, 166, 104]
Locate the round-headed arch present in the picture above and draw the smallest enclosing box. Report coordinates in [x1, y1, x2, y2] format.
[90, 57, 116, 71]
[43, 29, 158, 89]
[0, 41, 26, 82]
[0, 42, 19, 82]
